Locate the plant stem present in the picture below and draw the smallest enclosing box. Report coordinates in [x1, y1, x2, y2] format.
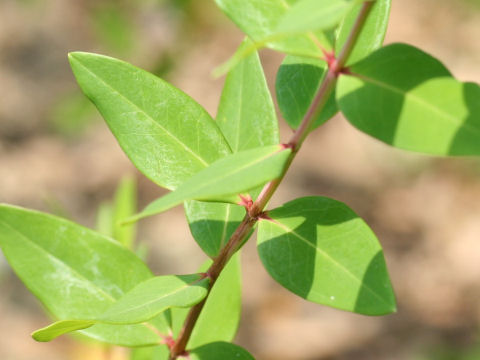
[169, 2, 374, 358]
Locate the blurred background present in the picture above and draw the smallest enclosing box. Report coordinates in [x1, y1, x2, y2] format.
[1, 0, 480, 359]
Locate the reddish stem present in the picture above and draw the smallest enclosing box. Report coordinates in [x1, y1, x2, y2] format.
[169, 3, 374, 358]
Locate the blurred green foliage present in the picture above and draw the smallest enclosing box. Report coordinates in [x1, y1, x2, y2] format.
[417, 342, 480, 360]
[49, 0, 199, 138]
[48, 92, 96, 137]
[91, 1, 135, 55]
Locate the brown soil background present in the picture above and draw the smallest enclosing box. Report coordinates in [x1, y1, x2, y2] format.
[1, 1, 480, 359]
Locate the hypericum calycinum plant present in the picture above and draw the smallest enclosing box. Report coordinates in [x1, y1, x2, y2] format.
[1, 1, 479, 359]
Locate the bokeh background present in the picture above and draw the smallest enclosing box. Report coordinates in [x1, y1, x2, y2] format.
[1, 0, 480, 359]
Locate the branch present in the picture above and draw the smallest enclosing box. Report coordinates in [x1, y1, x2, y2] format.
[169, 2, 374, 358]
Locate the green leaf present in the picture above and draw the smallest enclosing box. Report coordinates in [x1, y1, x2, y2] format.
[257, 196, 396, 315]
[68, 52, 231, 190]
[101, 274, 209, 324]
[0, 204, 161, 346]
[274, 1, 390, 130]
[169, 255, 242, 347]
[188, 254, 242, 348]
[113, 176, 137, 248]
[217, 39, 279, 153]
[337, 43, 480, 155]
[276, 55, 338, 130]
[336, 0, 391, 64]
[130, 346, 169, 360]
[130, 146, 291, 222]
[276, 0, 358, 34]
[214, 0, 334, 59]
[32, 274, 209, 341]
[184, 202, 246, 257]
[33, 320, 96, 342]
[189, 342, 255, 360]
[186, 38, 279, 257]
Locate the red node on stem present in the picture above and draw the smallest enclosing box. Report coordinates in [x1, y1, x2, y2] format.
[239, 194, 253, 210]
[257, 211, 273, 221]
[281, 143, 295, 150]
[164, 335, 176, 350]
[322, 49, 338, 71]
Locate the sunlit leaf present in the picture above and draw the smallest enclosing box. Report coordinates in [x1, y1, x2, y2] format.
[0, 204, 161, 346]
[130, 146, 291, 222]
[130, 346, 169, 360]
[101, 274, 209, 324]
[32, 274, 209, 341]
[69, 52, 231, 190]
[275, 0, 390, 130]
[257, 196, 396, 315]
[186, 38, 279, 257]
[216, 39, 279, 152]
[276, 0, 358, 34]
[188, 254, 242, 348]
[336, 0, 391, 64]
[214, 0, 334, 59]
[33, 320, 96, 342]
[337, 43, 480, 155]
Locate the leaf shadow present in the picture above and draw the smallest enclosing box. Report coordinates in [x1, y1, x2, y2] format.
[354, 251, 396, 315]
[276, 60, 337, 129]
[258, 197, 395, 315]
[448, 82, 480, 155]
[185, 201, 246, 258]
[339, 43, 452, 148]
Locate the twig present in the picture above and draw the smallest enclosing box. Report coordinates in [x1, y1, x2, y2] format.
[169, 2, 374, 358]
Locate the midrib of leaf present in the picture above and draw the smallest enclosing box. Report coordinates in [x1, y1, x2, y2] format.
[0, 218, 159, 336]
[0, 219, 117, 303]
[73, 59, 210, 168]
[266, 219, 391, 306]
[186, 147, 285, 198]
[349, 73, 480, 136]
[234, 62, 245, 151]
[102, 277, 207, 320]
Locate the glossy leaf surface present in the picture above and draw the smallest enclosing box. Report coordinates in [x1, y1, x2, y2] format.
[33, 274, 208, 341]
[0, 204, 161, 346]
[214, 0, 334, 58]
[257, 196, 396, 315]
[336, 0, 391, 64]
[101, 274, 209, 324]
[275, 0, 390, 130]
[189, 342, 255, 360]
[169, 255, 242, 348]
[131, 146, 291, 222]
[337, 43, 480, 155]
[217, 39, 279, 152]
[69, 52, 231, 190]
[276, 55, 338, 129]
[186, 39, 279, 257]
[188, 254, 242, 348]
[184, 201, 246, 257]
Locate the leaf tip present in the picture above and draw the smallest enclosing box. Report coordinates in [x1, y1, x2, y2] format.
[67, 51, 83, 63]
[120, 216, 139, 226]
[31, 330, 50, 343]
